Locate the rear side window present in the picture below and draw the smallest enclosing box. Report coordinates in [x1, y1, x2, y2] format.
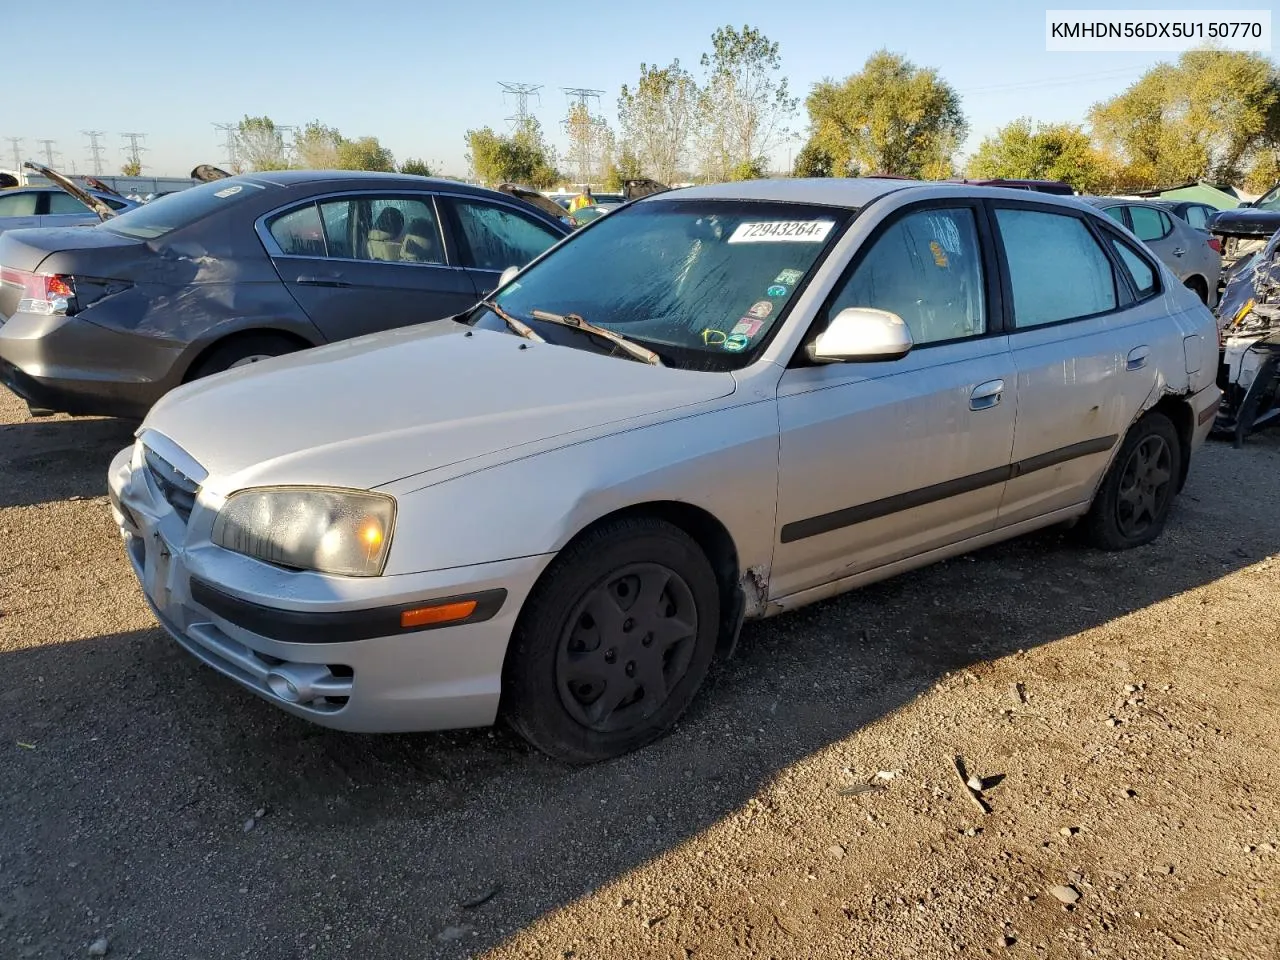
[268, 204, 326, 257]
[995, 208, 1116, 327]
[1108, 237, 1158, 300]
[103, 179, 267, 240]
[1128, 206, 1171, 242]
[314, 195, 444, 264]
[450, 199, 561, 271]
[1102, 206, 1125, 224]
[1184, 205, 1210, 230]
[0, 192, 38, 216]
[47, 192, 91, 215]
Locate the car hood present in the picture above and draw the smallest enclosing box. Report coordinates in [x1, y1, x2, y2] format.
[142, 321, 738, 492]
[1211, 208, 1280, 237]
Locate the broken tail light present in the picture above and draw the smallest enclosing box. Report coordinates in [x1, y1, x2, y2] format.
[1208, 237, 1222, 254]
[0, 266, 76, 316]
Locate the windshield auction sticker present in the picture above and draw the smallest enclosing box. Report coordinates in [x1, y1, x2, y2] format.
[728, 221, 834, 243]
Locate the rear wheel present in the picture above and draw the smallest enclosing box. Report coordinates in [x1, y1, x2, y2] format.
[1183, 276, 1209, 305]
[186, 333, 304, 381]
[502, 517, 720, 763]
[1083, 412, 1182, 551]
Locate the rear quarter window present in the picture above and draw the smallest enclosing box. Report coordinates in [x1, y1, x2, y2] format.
[102, 179, 267, 240]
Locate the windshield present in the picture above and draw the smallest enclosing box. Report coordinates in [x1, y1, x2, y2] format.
[470, 198, 852, 370]
[101, 178, 266, 239]
[1255, 185, 1280, 211]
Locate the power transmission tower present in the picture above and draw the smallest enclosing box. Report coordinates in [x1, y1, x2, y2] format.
[212, 122, 241, 171]
[83, 130, 107, 176]
[37, 139, 59, 167]
[121, 132, 147, 172]
[561, 87, 605, 186]
[5, 137, 23, 171]
[499, 81, 542, 130]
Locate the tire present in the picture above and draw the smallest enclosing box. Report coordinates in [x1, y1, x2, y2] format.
[1083, 412, 1182, 551]
[502, 517, 720, 764]
[186, 333, 303, 381]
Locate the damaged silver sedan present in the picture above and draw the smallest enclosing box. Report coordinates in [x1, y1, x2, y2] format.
[1214, 228, 1280, 445]
[109, 179, 1221, 762]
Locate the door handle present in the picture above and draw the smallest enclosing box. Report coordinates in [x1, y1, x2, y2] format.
[1126, 346, 1149, 371]
[296, 275, 353, 288]
[1171, 247, 1185, 257]
[969, 379, 1004, 411]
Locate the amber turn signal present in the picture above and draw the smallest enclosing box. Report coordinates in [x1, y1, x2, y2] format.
[400, 599, 478, 629]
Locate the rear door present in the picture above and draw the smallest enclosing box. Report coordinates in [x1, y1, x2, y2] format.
[1125, 205, 1187, 280]
[437, 195, 566, 297]
[992, 201, 1160, 525]
[0, 191, 40, 233]
[262, 192, 478, 341]
[771, 200, 1018, 598]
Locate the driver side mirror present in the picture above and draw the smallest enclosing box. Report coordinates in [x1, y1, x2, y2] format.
[808, 307, 913, 363]
[498, 265, 520, 288]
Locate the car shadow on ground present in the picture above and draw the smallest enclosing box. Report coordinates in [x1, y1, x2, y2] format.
[2, 460, 1277, 959]
[0, 414, 137, 509]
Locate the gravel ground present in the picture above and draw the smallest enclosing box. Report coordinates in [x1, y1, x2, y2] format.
[1, 384, 1278, 960]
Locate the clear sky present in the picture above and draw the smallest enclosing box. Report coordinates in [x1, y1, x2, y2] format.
[0, 0, 1247, 178]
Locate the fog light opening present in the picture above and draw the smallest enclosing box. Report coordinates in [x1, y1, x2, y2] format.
[267, 672, 303, 703]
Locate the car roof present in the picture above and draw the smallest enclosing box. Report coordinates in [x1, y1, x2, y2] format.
[663, 177, 918, 208]
[1079, 196, 1168, 211]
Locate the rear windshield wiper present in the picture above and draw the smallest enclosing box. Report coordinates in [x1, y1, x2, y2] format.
[529, 309, 663, 366]
[479, 299, 545, 343]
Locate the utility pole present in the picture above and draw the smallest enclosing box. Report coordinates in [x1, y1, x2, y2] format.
[562, 87, 605, 187]
[499, 81, 542, 131]
[5, 137, 22, 172]
[212, 122, 240, 172]
[121, 132, 147, 172]
[83, 130, 107, 176]
[37, 139, 59, 167]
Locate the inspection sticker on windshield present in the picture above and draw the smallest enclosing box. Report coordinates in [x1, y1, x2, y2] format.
[774, 268, 804, 285]
[728, 220, 834, 244]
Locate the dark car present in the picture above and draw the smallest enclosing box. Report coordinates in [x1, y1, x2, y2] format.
[0, 170, 570, 418]
[1149, 198, 1220, 234]
[1209, 183, 1280, 274]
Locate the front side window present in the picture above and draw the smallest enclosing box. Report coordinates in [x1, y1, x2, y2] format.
[824, 207, 986, 346]
[995, 208, 1116, 327]
[451, 200, 561, 271]
[1108, 236, 1158, 299]
[1128, 206, 1170, 242]
[1102, 206, 1125, 225]
[0, 192, 38, 216]
[315, 195, 443, 264]
[470, 199, 852, 370]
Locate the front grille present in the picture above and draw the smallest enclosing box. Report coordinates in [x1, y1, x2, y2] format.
[143, 445, 200, 522]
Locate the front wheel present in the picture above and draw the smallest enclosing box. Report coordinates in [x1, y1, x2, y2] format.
[1083, 412, 1182, 550]
[502, 517, 720, 763]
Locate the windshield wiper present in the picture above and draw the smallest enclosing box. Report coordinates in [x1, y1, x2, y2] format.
[529, 309, 663, 366]
[480, 299, 545, 343]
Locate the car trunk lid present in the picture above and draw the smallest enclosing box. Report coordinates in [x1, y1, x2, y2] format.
[0, 228, 147, 322]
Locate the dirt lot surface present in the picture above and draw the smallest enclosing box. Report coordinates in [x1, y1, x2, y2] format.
[1, 384, 1278, 960]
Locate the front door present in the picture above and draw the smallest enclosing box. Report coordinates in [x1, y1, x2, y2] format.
[265, 193, 478, 342]
[772, 203, 1017, 599]
[438, 196, 566, 298]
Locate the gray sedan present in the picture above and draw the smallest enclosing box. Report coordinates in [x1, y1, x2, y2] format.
[1081, 197, 1222, 306]
[0, 185, 136, 237]
[108, 178, 1221, 762]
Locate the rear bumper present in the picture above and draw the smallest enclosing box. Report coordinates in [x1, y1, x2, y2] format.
[0, 311, 182, 417]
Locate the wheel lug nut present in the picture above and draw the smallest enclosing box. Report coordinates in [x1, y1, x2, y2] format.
[604, 649, 616, 664]
[642, 634, 653, 647]
[623, 618, 634, 633]
[626, 662, 636, 677]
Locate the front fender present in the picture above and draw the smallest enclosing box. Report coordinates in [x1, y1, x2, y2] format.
[380, 399, 781, 582]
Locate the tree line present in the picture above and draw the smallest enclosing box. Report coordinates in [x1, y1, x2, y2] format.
[223, 28, 1280, 195]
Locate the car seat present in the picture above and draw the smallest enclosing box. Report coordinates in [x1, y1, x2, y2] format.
[400, 218, 442, 263]
[367, 207, 405, 261]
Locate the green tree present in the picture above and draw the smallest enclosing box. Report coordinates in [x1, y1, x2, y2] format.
[729, 159, 766, 181]
[697, 25, 798, 181]
[293, 121, 343, 169]
[399, 157, 434, 176]
[618, 59, 698, 185]
[966, 118, 1106, 192]
[1089, 49, 1280, 188]
[792, 141, 837, 178]
[1246, 150, 1280, 193]
[804, 50, 966, 179]
[464, 119, 558, 187]
[237, 115, 290, 171]
[336, 136, 395, 172]
[121, 158, 142, 177]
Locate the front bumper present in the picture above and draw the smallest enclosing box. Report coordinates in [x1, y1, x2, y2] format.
[0, 311, 183, 418]
[108, 442, 552, 733]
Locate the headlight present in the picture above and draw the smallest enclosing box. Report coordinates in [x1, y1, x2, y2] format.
[211, 487, 396, 577]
